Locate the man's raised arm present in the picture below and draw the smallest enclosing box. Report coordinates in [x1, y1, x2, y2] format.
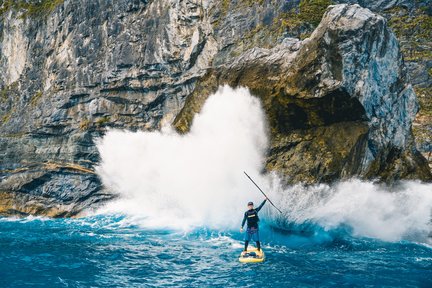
[255, 199, 267, 212]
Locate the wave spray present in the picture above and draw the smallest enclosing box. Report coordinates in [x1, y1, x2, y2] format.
[96, 86, 269, 229]
[96, 85, 432, 243]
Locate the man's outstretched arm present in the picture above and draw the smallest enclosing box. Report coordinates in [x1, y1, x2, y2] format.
[255, 199, 267, 212]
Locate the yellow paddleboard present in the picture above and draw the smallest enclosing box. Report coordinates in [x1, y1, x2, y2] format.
[239, 247, 265, 263]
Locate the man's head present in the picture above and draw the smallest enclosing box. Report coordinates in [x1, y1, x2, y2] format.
[247, 201, 254, 209]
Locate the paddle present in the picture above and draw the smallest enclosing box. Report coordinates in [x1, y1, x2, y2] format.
[243, 171, 283, 214]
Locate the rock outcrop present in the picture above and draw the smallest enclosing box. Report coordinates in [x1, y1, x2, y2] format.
[174, 4, 431, 184]
[287, 0, 432, 170]
[0, 1, 430, 217]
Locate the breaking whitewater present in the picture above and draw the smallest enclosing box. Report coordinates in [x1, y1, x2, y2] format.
[96, 86, 432, 245]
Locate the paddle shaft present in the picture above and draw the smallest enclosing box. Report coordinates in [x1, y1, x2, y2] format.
[243, 171, 283, 214]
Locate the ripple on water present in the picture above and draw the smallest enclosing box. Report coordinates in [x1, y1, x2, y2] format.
[1, 215, 431, 287]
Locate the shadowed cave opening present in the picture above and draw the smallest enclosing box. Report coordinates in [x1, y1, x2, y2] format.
[270, 88, 367, 134]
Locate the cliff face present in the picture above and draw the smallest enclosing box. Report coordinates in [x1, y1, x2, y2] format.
[0, 0, 430, 217]
[273, 0, 432, 170]
[0, 0, 219, 216]
[174, 4, 431, 184]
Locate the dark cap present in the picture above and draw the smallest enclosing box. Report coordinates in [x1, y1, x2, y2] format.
[248, 201, 254, 206]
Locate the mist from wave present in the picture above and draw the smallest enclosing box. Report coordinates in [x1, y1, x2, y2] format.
[95, 85, 432, 244]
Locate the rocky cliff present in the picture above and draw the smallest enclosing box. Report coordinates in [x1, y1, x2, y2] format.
[0, 0, 430, 217]
[285, 0, 432, 172]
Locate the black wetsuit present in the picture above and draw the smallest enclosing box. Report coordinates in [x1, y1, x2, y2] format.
[241, 199, 267, 251]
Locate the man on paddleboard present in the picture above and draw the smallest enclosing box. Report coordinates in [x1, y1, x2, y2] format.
[240, 199, 267, 252]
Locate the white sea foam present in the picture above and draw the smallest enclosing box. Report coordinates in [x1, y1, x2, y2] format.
[272, 179, 432, 243]
[95, 86, 269, 230]
[95, 85, 432, 243]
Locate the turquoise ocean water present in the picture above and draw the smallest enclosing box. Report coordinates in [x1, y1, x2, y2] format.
[1, 215, 431, 287]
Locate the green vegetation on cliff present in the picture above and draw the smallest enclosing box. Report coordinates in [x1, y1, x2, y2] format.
[30, 91, 43, 107]
[0, 0, 63, 18]
[387, 7, 432, 61]
[78, 116, 111, 131]
[96, 116, 111, 128]
[0, 82, 18, 125]
[221, 0, 265, 12]
[0, 86, 9, 104]
[295, 0, 334, 26]
[385, 6, 432, 167]
[0, 82, 17, 103]
[270, 0, 333, 39]
[413, 86, 432, 158]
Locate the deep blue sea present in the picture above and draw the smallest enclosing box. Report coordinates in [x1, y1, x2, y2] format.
[1, 215, 431, 288]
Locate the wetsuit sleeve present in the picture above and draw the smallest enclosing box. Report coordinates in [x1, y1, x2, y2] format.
[255, 199, 267, 212]
[241, 212, 247, 228]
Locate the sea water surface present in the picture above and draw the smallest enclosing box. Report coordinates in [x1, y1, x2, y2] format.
[1, 215, 431, 287]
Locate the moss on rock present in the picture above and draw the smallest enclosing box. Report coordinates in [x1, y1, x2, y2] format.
[0, 0, 63, 18]
[387, 7, 432, 61]
[413, 86, 432, 168]
[273, 0, 333, 38]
